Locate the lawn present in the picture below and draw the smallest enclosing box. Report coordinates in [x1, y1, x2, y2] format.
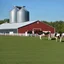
[0, 36, 64, 64]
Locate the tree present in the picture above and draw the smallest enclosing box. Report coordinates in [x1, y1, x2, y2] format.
[4, 19, 9, 23]
[0, 19, 9, 24]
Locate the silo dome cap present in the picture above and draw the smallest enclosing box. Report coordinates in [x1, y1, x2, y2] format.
[16, 6, 22, 9]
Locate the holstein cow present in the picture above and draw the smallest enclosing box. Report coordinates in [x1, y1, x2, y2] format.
[59, 33, 64, 42]
[38, 31, 46, 39]
[48, 32, 62, 42]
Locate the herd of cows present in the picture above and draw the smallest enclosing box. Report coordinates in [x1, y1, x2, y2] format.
[0, 30, 64, 42]
[38, 31, 64, 42]
[25, 30, 64, 42]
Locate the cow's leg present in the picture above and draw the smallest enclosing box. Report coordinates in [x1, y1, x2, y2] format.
[48, 34, 51, 40]
[40, 35, 42, 40]
[60, 37, 62, 42]
[48, 36, 51, 40]
[55, 37, 57, 42]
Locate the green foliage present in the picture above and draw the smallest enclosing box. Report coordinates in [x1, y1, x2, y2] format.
[4, 19, 9, 23]
[0, 19, 9, 24]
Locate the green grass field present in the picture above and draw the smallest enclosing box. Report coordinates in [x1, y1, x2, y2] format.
[0, 36, 64, 64]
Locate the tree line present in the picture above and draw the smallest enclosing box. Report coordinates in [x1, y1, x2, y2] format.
[0, 19, 64, 33]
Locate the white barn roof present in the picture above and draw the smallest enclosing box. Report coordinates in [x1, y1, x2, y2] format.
[0, 21, 37, 29]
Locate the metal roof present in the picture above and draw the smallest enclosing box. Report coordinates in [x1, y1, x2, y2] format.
[0, 21, 37, 29]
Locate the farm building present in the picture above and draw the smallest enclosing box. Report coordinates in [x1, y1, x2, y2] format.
[0, 6, 55, 34]
[0, 20, 55, 34]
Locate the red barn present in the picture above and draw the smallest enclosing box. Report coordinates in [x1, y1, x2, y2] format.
[18, 21, 55, 33]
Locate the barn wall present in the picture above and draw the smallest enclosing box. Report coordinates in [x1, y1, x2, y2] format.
[0, 29, 17, 33]
[18, 21, 55, 33]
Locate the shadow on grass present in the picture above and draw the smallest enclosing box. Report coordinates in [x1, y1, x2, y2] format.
[51, 38, 56, 40]
[61, 41, 64, 42]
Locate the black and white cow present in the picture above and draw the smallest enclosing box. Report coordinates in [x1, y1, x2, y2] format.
[48, 32, 62, 42]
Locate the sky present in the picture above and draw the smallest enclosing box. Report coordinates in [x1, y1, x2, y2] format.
[0, 0, 64, 21]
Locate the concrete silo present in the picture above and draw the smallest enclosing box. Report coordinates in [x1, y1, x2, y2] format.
[10, 6, 19, 23]
[17, 6, 29, 23]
